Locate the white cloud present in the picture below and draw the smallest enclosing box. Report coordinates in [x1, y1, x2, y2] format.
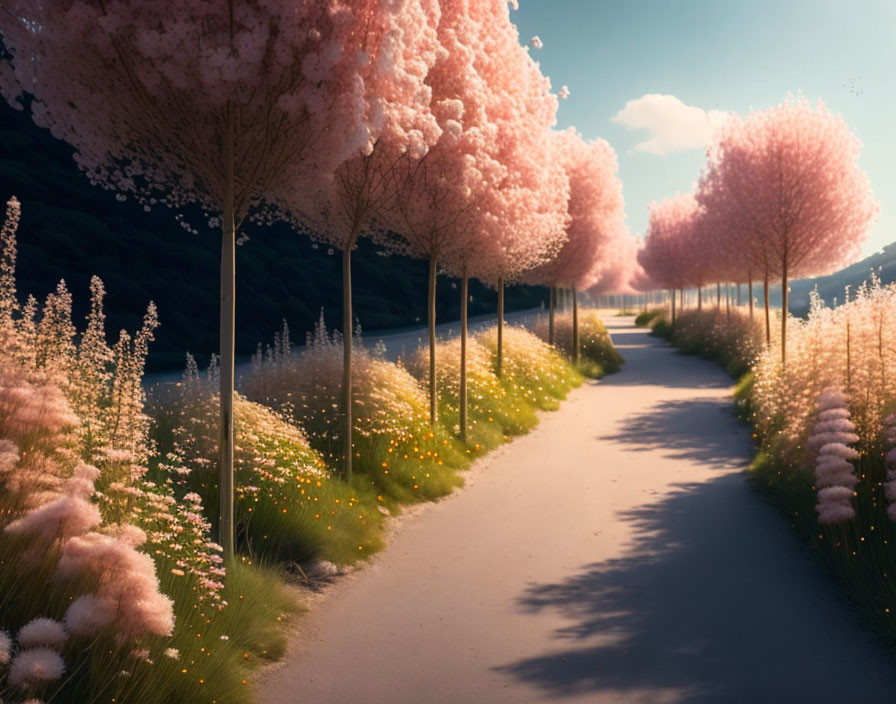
[611, 94, 731, 155]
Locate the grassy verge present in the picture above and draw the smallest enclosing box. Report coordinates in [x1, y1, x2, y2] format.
[153, 310, 623, 573]
[634, 308, 663, 327]
[651, 308, 896, 644]
[532, 308, 624, 378]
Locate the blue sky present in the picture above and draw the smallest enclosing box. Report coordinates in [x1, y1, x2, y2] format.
[511, 0, 895, 257]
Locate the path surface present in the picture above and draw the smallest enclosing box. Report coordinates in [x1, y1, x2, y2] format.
[260, 317, 896, 704]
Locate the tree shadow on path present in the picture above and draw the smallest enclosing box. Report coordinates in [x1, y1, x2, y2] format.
[496, 480, 896, 702]
[599, 398, 751, 469]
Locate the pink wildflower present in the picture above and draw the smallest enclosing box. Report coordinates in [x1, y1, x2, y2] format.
[17, 618, 67, 650]
[5, 493, 101, 541]
[58, 533, 174, 637]
[64, 594, 117, 636]
[8, 648, 65, 689]
[0, 438, 18, 473]
[810, 387, 858, 524]
[883, 413, 896, 522]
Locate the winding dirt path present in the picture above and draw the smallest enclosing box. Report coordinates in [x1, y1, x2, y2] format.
[260, 317, 896, 703]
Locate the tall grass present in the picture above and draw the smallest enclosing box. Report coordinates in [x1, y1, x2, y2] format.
[475, 324, 582, 411]
[532, 308, 623, 377]
[0, 196, 297, 703]
[650, 306, 764, 379]
[634, 308, 663, 327]
[242, 317, 468, 505]
[150, 360, 385, 566]
[406, 334, 539, 453]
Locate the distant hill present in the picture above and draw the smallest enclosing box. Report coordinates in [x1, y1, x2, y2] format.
[0, 100, 547, 371]
[788, 244, 896, 314]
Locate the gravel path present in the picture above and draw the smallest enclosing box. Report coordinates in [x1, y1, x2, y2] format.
[260, 317, 896, 703]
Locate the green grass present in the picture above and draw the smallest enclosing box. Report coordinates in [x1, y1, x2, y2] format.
[649, 317, 674, 339]
[150, 389, 386, 566]
[241, 349, 470, 508]
[634, 308, 663, 327]
[410, 335, 541, 456]
[536, 309, 624, 377]
[476, 325, 584, 412]
[98, 559, 300, 704]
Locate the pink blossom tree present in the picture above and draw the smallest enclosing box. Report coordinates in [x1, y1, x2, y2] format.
[276, 1, 442, 479]
[0, 0, 436, 560]
[697, 113, 776, 337]
[474, 63, 569, 379]
[524, 129, 623, 363]
[681, 206, 713, 311]
[627, 240, 659, 309]
[386, 0, 566, 436]
[698, 98, 877, 362]
[638, 194, 699, 326]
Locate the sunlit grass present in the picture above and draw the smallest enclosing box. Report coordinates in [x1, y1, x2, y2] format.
[151, 384, 386, 566]
[476, 324, 583, 411]
[241, 321, 468, 507]
[406, 334, 539, 455]
[532, 308, 624, 376]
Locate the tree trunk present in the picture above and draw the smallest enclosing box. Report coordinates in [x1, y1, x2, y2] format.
[671, 288, 676, 325]
[716, 282, 721, 308]
[427, 253, 437, 425]
[763, 273, 771, 346]
[549, 285, 555, 345]
[698, 286, 702, 311]
[726, 283, 730, 318]
[497, 276, 504, 378]
[749, 279, 754, 319]
[460, 269, 469, 444]
[572, 285, 579, 365]
[737, 283, 742, 307]
[219, 106, 235, 564]
[781, 256, 788, 366]
[342, 244, 354, 480]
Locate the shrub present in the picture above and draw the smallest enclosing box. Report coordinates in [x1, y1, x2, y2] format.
[406, 334, 538, 453]
[634, 308, 663, 327]
[150, 359, 385, 566]
[532, 308, 623, 376]
[658, 307, 763, 379]
[242, 316, 467, 505]
[475, 324, 581, 411]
